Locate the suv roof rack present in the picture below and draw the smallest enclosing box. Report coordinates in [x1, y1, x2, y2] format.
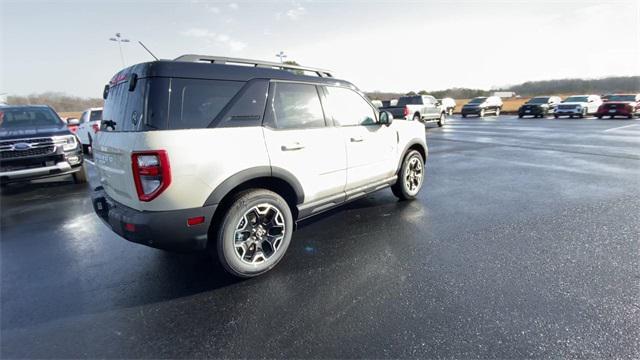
[174, 54, 333, 78]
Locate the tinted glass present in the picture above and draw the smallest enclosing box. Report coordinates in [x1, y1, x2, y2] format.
[169, 79, 244, 130]
[102, 78, 147, 131]
[270, 83, 325, 129]
[324, 86, 376, 126]
[397, 96, 422, 106]
[527, 97, 549, 104]
[89, 110, 103, 121]
[607, 95, 636, 102]
[0, 107, 63, 128]
[469, 98, 486, 104]
[563, 96, 588, 103]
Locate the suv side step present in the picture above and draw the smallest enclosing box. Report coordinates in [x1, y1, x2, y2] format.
[297, 175, 397, 221]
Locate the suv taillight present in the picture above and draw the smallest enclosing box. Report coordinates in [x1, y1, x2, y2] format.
[131, 151, 171, 202]
[403, 106, 409, 117]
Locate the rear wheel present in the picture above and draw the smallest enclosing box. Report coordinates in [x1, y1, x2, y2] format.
[214, 189, 293, 278]
[437, 112, 445, 127]
[82, 144, 90, 154]
[448, 108, 453, 116]
[392, 150, 424, 201]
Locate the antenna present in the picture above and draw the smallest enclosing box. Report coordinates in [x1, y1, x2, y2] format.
[138, 41, 159, 61]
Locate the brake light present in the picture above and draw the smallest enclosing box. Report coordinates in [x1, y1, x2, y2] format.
[131, 151, 171, 202]
[403, 106, 409, 117]
[92, 123, 100, 133]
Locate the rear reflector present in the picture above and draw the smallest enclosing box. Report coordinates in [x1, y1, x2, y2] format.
[187, 216, 205, 226]
[124, 223, 136, 232]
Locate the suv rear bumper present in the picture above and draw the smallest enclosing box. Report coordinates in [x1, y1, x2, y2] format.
[91, 189, 218, 252]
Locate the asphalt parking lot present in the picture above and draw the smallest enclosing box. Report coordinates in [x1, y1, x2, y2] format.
[1, 115, 639, 358]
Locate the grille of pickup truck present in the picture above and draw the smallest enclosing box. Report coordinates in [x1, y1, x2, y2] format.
[0, 137, 56, 160]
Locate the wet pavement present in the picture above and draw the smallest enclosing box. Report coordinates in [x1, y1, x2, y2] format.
[2, 116, 639, 358]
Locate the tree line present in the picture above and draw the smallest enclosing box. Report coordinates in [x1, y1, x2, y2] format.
[5, 92, 103, 112]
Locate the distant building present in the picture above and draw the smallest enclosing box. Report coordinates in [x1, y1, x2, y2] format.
[492, 91, 516, 98]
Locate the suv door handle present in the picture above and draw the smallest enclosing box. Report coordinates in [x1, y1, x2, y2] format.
[281, 142, 305, 151]
[350, 136, 364, 142]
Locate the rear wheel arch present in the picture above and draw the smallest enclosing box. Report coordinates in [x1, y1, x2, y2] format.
[204, 167, 304, 220]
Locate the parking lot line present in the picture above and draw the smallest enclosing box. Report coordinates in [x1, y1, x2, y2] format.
[603, 123, 640, 132]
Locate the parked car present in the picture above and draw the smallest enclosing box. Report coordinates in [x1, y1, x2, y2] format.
[595, 94, 640, 119]
[64, 117, 80, 134]
[461, 96, 503, 118]
[439, 98, 456, 116]
[0, 105, 86, 185]
[518, 96, 561, 118]
[379, 95, 447, 127]
[554, 95, 602, 118]
[91, 55, 427, 278]
[76, 107, 103, 153]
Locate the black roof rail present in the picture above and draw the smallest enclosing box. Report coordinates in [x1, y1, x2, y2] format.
[174, 54, 333, 78]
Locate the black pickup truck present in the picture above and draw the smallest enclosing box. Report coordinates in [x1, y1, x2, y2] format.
[379, 95, 446, 127]
[0, 105, 86, 185]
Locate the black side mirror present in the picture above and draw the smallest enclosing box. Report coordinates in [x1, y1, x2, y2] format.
[103, 84, 109, 100]
[380, 111, 394, 126]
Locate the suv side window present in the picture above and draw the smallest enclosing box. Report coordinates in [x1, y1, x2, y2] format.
[267, 82, 326, 130]
[324, 86, 377, 126]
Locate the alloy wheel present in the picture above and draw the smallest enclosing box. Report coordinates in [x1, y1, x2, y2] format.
[233, 204, 286, 264]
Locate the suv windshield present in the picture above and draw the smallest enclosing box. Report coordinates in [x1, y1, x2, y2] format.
[563, 96, 588, 103]
[607, 95, 636, 102]
[527, 97, 549, 104]
[0, 107, 63, 129]
[468, 98, 486, 104]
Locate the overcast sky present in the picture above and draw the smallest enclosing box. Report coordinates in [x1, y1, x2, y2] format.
[2, 0, 639, 98]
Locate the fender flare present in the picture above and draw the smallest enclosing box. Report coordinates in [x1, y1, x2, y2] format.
[203, 166, 305, 206]
[396, 140, 427, 173]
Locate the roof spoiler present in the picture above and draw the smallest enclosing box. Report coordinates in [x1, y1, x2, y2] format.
[174, 54, 333, 78]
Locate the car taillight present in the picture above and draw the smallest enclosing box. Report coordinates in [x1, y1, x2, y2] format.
[131, 151, 171, 202]
[403, 106, 409, 117]
[92, 123, 100, 133]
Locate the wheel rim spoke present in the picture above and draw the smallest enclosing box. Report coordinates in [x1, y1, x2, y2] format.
[234, 203, 286, 265]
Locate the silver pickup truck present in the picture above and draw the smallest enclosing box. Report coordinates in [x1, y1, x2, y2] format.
[379, 95, 446, 127]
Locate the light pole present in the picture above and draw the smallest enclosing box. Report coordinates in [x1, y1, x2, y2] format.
[275, 51, 287, 63]
[109, 32, 130, 67]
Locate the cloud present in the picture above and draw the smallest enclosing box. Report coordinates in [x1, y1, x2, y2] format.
[181, 28, 247, 52]
[228, 2, 238, 10]
[286, 4, 306, 20]
[206, 5, 220, 14]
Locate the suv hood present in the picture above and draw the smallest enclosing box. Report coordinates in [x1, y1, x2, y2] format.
[0, 125, 71, 141]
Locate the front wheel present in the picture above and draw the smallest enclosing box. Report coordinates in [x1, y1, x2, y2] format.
[437, 112, 446, 127]
[215, 189, 293, 278]
[392, 150, 424, 201]
[479, 109, 486, 118]
[495, 107, 501, 116]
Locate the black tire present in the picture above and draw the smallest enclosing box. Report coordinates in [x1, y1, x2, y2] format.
[518, 114, 523, 119]
[82, 144, 90, 154]
[214, 189, 293, 278]
[72, 164, 88, 184]
[437, 112, 445, 127]
[391, 150, 425, 201]
[462, 114, 467, 118]
[597, 116, 603, 119]
[554, 115, 559, 119]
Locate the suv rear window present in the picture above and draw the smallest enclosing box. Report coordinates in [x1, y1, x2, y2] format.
[102, 78, 147, 131]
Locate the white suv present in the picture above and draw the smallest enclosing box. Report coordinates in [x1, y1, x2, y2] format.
[76, 107, 102, 153]
[91, 55, 427, 277]
[554, 94, 602, 118]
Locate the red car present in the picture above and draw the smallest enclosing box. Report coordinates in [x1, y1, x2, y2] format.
[596, 94, 640, 119]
